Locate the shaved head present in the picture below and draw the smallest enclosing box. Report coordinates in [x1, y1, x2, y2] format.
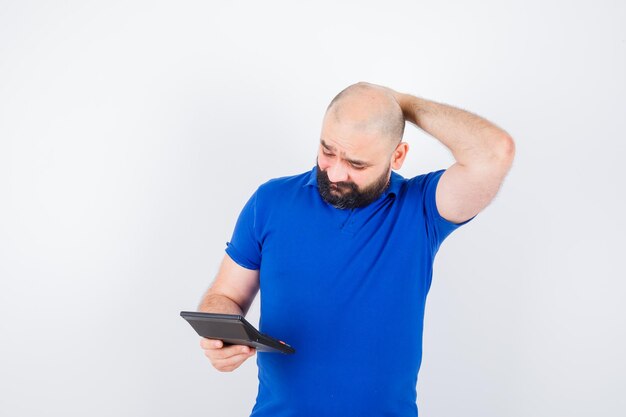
[316, 82, 411, 209]
[324, 82, 405, 149]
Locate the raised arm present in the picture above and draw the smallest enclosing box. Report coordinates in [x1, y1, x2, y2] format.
[394, 91, 515, 223]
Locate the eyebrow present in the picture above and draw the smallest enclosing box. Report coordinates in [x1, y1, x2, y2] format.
[320, 139, 370, 166]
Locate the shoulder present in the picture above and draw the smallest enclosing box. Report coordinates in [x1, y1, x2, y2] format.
[246, 168, 315, 227]
[258, 168, 312, 192]
[405, 169, 445, 188]
[254, 167, 315, 205]
[399, 169, 446, 200]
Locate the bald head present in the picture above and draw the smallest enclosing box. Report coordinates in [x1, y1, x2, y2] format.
[324, 82, 405, 149]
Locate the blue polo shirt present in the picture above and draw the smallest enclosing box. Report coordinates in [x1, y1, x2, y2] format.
[225, 165, 474, 417]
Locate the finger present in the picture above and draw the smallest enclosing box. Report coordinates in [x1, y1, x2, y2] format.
[200, 338, 223, 350]
[214, 351, 255, 372]
[212, 344, 254, 360]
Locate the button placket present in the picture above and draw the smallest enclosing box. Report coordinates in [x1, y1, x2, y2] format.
[341, 208, 358, 234]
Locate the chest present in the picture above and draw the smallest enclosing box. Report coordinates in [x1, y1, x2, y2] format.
[257, 194, 432, 316]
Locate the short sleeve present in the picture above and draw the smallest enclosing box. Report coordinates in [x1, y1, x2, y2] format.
[422, 169, 475, 251]
[224, 190, 262, 270]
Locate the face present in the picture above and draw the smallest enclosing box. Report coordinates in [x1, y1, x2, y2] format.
[315, 123, 396, 209]
[315, 89, 409, 209]
[316, 157, 391, 209]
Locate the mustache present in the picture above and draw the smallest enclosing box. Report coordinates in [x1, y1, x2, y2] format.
[317, 167, 358, 191]
[330, 181, 357, 191]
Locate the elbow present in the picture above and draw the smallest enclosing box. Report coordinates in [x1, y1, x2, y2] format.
[493, 134, 516, 170]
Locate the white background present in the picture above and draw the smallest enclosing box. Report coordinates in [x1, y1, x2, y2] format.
[1, 1, 624, 416]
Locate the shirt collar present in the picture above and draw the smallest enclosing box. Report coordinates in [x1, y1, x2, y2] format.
[303, 165, 404, 198]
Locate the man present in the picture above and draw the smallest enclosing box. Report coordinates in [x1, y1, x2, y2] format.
[197, 81, 515, 416]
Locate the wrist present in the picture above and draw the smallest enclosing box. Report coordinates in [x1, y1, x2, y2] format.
[393, 92, 413, 121]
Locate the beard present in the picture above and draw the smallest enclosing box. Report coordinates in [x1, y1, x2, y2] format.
[316, 160, 391, 209]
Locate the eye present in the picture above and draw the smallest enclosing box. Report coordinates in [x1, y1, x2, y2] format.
[322, 150, 334, 157]
[351, 164, 366, 170]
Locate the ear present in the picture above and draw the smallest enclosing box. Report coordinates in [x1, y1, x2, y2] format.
[391, 142, 409, 170]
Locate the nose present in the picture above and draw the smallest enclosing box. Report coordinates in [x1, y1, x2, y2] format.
[326, 161, 349, 183]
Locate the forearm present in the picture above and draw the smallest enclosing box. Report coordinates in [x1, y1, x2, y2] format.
[395, 93, 513, 167]
[198, 293, 243, 315]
